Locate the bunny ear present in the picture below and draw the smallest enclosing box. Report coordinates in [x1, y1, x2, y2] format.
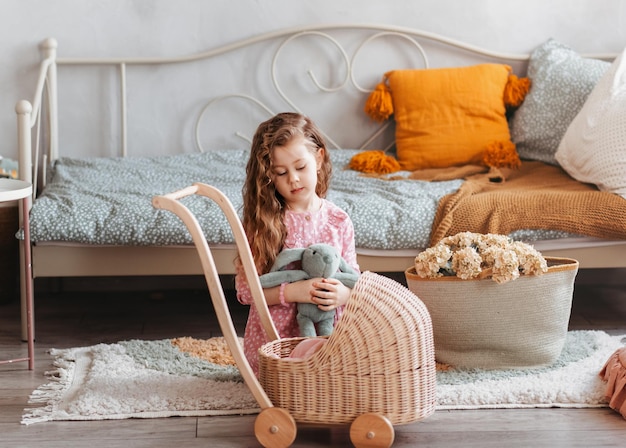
[260, 270, 309, 288]
[271, 248, 305, 271]
[333, 272, 360, 289]
[338, 257, 358, 276]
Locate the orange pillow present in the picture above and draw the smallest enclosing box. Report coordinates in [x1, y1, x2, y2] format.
[385, 64, 516, 170]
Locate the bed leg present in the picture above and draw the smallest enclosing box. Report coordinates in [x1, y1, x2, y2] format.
[19, 210, 34, 344]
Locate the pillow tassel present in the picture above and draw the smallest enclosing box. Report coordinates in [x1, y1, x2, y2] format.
[349, 150, 400, 174]
[503, 73, 531, 107]
[364, 79, 394, 122]
[482, 140, 521, 169]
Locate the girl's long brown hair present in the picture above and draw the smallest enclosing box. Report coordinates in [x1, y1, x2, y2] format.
[240, 112, 331, 274]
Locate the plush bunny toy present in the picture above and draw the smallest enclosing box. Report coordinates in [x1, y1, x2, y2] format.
[259, 243, 359, 337]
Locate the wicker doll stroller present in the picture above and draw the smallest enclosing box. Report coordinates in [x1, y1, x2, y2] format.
[153, 183, 436, 448]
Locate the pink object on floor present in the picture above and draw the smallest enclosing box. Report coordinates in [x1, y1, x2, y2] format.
[599, 346, 626, 419]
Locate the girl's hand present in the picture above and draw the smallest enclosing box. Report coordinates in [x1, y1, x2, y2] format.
[310, 278, 351, 311]
[283, 278, 320, 304]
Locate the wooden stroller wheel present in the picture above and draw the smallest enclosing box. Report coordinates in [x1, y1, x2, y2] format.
[254, 407, 297, 448]
[349, 413, 395, 448]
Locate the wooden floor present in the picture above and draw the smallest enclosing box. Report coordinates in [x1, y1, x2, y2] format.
[1, 270, 626, 448]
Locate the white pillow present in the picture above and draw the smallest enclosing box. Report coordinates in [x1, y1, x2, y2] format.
[556, 48, 626, 199]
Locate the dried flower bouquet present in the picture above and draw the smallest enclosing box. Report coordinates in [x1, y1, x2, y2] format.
[414, 232, 548, 284]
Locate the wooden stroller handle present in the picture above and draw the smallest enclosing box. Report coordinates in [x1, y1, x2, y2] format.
[158, 184, 200, 201]
[153, 182, 278, 410]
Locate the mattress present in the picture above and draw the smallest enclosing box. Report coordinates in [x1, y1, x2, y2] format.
[28, 149, 571, 251]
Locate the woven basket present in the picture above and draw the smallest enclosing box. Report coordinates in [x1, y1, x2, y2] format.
[258, 271, 437, 426]
[405, 257, 579, 369]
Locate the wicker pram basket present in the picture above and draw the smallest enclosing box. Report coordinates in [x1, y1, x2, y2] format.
[259, 271, 437, 426]
[153, 183, 436, 448]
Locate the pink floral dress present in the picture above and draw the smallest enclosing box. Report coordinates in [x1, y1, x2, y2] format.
[235, 199, 359, 376]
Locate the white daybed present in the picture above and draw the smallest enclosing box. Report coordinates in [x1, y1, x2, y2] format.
[15, 24, 626, 337]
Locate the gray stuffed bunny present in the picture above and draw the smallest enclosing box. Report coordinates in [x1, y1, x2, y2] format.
[259, 243, 359, 337]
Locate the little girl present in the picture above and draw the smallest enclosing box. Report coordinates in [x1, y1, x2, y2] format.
[235, 112, 359, 375]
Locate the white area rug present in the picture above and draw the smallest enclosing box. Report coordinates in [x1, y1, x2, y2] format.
[22, 330, 625, 425]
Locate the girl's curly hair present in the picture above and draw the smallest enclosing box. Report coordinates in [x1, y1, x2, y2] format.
[240, 112, 331, 274]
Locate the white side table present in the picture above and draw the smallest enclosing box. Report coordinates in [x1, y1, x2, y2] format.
[0, 178, 34, 370]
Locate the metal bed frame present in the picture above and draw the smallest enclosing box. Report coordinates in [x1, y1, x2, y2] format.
[15, 24, 626, 339]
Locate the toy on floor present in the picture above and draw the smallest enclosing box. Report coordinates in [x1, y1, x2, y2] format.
[599, 346, 626, 420]
[259, 243, 359, 337]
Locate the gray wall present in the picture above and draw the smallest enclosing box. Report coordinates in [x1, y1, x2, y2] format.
[2, 0, 625, 160]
